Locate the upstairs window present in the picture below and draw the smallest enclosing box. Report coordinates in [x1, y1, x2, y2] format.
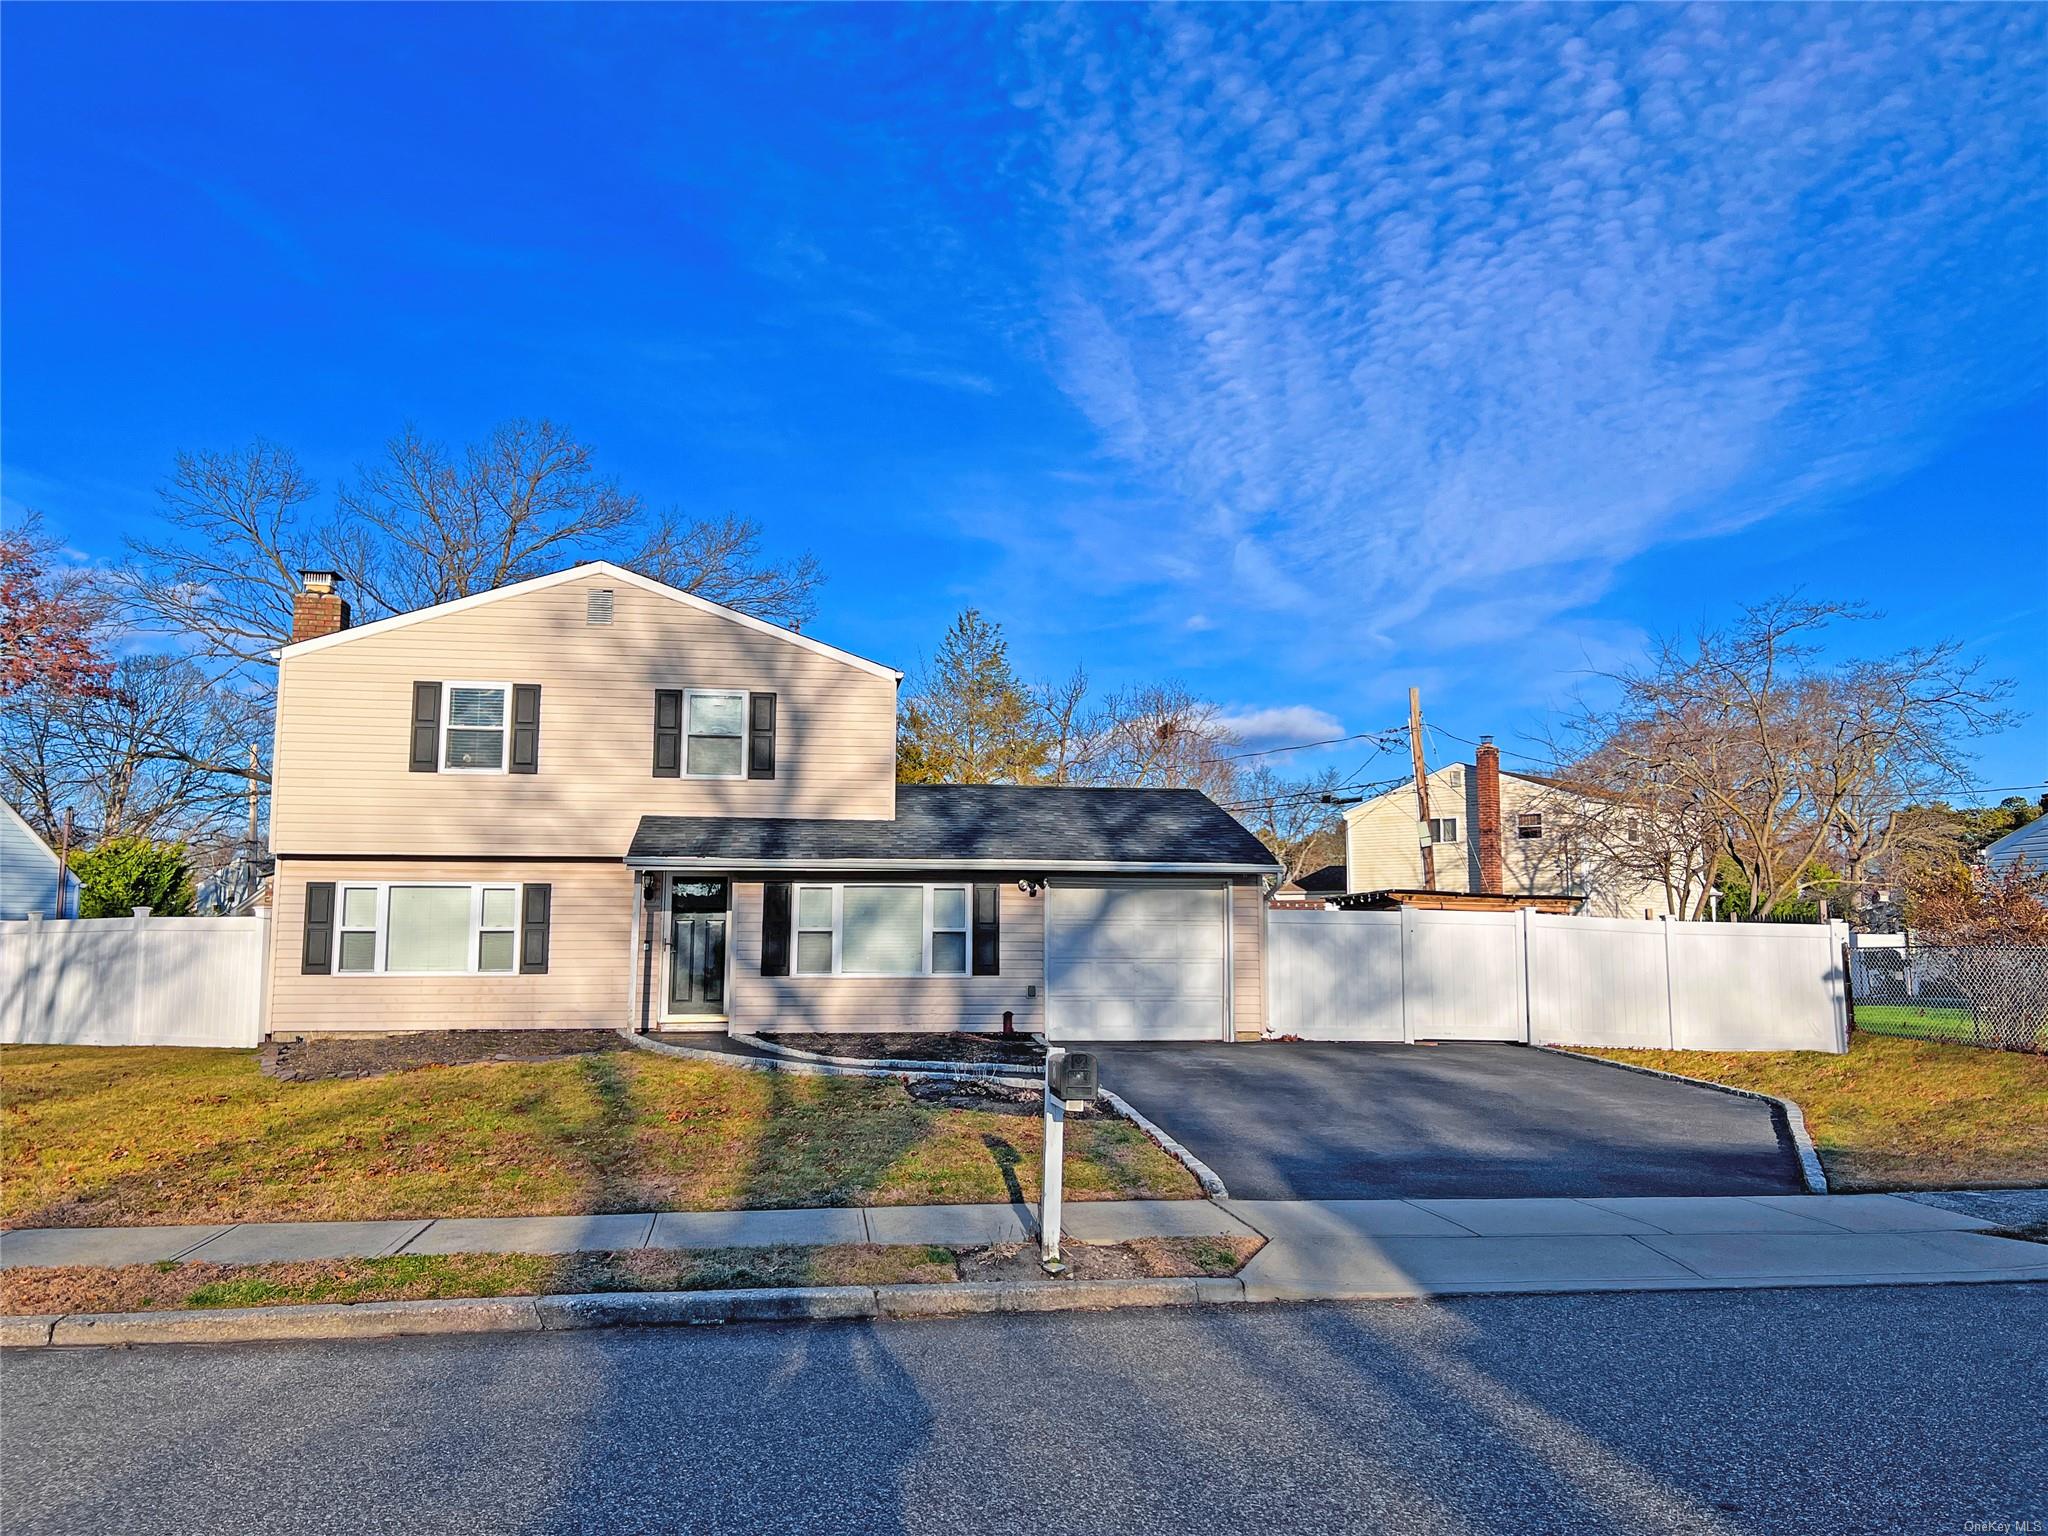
[1518, 812, 1545, 839]
[685, 690, 746, 778]
[1428, 816, 1461, 845]
[444, 684, 508, 772]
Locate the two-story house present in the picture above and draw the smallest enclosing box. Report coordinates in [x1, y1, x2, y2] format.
[267, 563, 1276, 1044]
[1341, 738, 1675, 918]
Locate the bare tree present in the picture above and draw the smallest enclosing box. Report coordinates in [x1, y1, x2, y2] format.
[1089, 682, 1241, 802]
[1, 656, 267, 860]
[119, 420, 826, 659]
[1235, 764, 1347, 885]
[122, 441, 322, 666]
[1033, 666, 1098, 785]
[632, 511, 822, 631]
[1562, 597, 2013, 918]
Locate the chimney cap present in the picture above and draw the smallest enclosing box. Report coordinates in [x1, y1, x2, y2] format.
[298, 569, 340, 594]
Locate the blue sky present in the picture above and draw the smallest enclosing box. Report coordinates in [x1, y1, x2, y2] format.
[5, 3, 2044, 797]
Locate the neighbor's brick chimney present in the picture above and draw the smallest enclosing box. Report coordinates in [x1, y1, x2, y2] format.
[1475, 735, 1504, 895]
[290, 570, 349, 643]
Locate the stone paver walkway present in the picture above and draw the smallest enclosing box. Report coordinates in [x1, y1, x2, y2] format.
[4, 1194, 2044, 1300]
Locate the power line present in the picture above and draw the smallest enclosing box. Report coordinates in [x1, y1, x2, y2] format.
[1217, 728, 1404, 763]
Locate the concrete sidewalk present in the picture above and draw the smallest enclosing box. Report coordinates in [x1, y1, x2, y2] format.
[4, 1194, 2045, 1300]
[0, 1199, 1254, 1269]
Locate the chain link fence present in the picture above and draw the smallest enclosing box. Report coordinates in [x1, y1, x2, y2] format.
[1849, 941, 2048, 1054]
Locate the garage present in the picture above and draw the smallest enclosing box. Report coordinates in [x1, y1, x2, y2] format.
[1045, 880, 1230, 1041]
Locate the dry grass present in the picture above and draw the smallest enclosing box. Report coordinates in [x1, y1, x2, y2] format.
[1, 1045, 1198, 1229]
[1576, 1033, 2048, 1190]
[0, 1236, 1263, 1316]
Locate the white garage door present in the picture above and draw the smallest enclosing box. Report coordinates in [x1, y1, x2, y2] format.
[1045, 881, 1229, 1042]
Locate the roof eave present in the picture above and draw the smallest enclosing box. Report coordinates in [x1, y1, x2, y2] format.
[624, 855, 1279, 876]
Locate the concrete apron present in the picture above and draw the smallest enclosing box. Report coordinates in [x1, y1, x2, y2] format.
[4, 1194, 2044, 1349]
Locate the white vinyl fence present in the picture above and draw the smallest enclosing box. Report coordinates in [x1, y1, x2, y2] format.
[1268, 907, 1849, 1053]
[0, 911, 270, 1049]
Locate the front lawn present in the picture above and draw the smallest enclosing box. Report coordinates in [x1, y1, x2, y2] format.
[1574, 1033, 2048, 1191]
[0, 1045, 1198, 1229]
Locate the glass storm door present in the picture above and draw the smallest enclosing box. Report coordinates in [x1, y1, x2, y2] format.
[666, 879, 729, 1014]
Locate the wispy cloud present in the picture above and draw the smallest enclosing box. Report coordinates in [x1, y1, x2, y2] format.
[1004, 6, 2046, 650]
[1215, 703, 1344, 748]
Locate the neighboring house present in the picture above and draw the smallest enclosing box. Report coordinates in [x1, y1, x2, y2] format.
[267, 562, 1277, 1044]
[1, 801, 80, 920]
[1341, 739, 1675, 918]
[195, 846, 275, 916]
[1979, 814, 2048, 878]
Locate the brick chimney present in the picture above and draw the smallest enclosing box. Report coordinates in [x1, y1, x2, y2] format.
[1475, 735, 1504, 894]
[290, 570, 349, 643]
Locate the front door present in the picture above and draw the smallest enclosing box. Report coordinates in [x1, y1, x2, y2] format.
[666, 879, 729, 1015]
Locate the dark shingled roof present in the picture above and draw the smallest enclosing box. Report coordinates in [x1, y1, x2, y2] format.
[628, 784, 1278, 870]
[1293, 864, 1348, 893]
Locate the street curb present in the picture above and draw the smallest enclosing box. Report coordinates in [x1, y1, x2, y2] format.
[635, 1030, 1233, 1200]
[1538, 1045, 1830, 1194]
[2, 1276, 1235, 1349]
[10, 1265, 2045, 1350]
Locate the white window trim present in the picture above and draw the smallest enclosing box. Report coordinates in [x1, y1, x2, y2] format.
[1518, 812, 1545, 839]
[332, 881, 524, 977]
[682, 687, 749, 781]
[789, 882, 972, 978]
[442, 680, 513, 775]
[1429, 815, 1461, 845]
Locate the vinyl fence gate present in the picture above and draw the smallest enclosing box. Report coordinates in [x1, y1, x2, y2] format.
[1266, 907, 1849, 1053]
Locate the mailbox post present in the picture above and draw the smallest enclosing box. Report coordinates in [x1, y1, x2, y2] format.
[1040, 1046, 1100, 1272]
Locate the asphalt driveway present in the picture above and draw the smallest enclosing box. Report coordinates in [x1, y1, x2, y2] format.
[1091, 1042, 1806, 1200]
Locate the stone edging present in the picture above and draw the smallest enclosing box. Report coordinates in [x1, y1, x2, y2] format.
[730, 1033, 1231, 1199]
[1537, 1045, 1830, 1194]
[734, 1032, 1041, 1081]
[0, 1276, 1248, 1349]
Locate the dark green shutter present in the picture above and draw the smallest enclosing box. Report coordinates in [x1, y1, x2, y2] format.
[760, 881, 791, 976]
[409, 683, 442, 772]
[747, 693, 777, 780]
[302, 882, 336, 974]
[653, 690, 682, 777]
[519, 884, 552, 974]
[972, 884, 1000, 976]
[510, 685, 541, 774]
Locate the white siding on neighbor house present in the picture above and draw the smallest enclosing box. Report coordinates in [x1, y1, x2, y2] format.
[1344, 766, 1674, 918]
[270, 570, 899, 859]
[726, 879, 1046, 1034]
[267, 858, 634, 1034]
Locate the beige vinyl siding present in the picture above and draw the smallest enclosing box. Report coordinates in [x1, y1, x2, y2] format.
[726, 880, 1046, 1034]
[268, 858, 632, 1033]
[1231, 879, 1265, 1039]
[271, 572, 897, 858]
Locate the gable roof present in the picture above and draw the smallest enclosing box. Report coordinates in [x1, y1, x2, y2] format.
[1981, 815, 2048, 876]
[277, 560, 901, 682]
[1293, 864, 1348, 893]
[628, 784, 1280, 873]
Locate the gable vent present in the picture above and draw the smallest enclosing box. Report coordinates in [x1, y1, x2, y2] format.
[586, 589, 615, 625]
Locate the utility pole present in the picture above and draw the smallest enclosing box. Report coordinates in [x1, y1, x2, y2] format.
[246, 745, 261, 848]
[55, 808, 74, 919]
[1408, 687, 1436, 891]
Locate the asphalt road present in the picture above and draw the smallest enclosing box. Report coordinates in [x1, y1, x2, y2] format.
[1091, 1041, 1805, 1198]
[6, 1285, 2043, 1535]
